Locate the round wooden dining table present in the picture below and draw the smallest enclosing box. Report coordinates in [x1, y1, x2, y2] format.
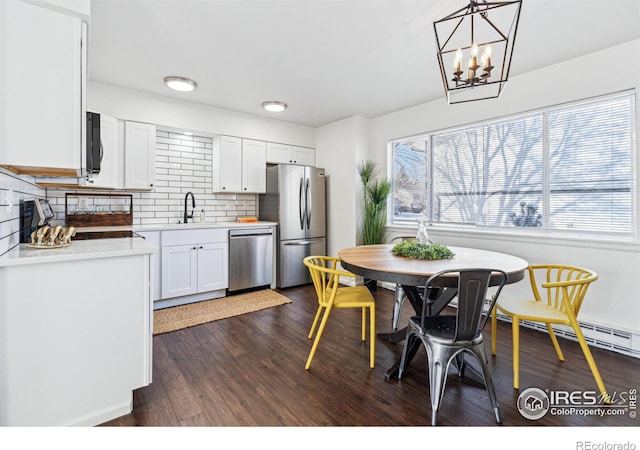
[338, 244, 528, 288]
[338, 244, 528, 379]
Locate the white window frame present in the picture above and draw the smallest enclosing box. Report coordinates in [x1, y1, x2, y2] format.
[388, 90, 638, 244]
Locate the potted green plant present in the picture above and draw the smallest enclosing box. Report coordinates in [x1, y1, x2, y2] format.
[357, 160, 392, 290]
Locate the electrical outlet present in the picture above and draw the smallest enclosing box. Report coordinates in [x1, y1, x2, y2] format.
[6, 189, 13, 213]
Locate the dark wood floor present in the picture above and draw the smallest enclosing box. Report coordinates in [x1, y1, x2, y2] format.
[103, 283, 640, 428]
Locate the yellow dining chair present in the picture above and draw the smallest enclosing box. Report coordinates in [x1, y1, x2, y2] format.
[491, 264, 608, 400]
[303, 256, 376, 370]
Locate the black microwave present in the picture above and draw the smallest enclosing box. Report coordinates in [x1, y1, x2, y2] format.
[86, 111, 102, 174]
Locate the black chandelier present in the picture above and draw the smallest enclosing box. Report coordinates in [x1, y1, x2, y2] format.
[434, 0, 522, 104]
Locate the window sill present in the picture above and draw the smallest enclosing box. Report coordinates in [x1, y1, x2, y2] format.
[388, 223, 640, 253]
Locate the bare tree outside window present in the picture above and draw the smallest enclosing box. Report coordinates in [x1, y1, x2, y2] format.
[390, 92, 634, 237]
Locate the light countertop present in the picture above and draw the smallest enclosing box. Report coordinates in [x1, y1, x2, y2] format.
[0, 237, 157, 268]
[0, 221, 277, 268]
[134, 221, 277, 232]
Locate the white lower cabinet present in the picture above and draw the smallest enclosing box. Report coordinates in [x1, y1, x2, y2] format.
[162, 244, 198, 298]
[137, 230, 161, 301]
[197, 243, 228, 292]
[160, 229, 229, 300]
[0, 251, 152, 426]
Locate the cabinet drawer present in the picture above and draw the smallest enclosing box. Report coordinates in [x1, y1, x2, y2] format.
[162, 228, 228, 246]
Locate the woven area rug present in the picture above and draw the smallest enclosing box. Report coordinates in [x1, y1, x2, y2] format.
[153, 289, 292, 335]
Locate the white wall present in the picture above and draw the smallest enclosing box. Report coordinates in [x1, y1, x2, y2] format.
[88, 82, 316, 147]
[315, 116, 371, 257]
[367, 40, 640, 335]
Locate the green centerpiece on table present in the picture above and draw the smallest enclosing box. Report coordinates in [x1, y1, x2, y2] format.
[391, 240, 455, 260]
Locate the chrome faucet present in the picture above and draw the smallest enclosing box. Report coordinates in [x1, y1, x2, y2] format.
[184, 192, 196, 223]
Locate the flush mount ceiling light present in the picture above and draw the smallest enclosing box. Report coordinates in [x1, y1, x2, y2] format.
[434, 0, 522, 104]
[262, 101, 288, 112]
[163, 76, 198, 92]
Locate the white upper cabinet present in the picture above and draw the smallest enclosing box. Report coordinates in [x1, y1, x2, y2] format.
[124, 121, 156, 190]
[241, 139, 267, 193]
[213, 136, 266, 193]
[266, 142, 292, 164]
[0, 0, 86, 176]
[266, 142, 315, 166]
[39, 0, 91, 18]
[291, 146, 315, 166]
[212, 135, 243, 192]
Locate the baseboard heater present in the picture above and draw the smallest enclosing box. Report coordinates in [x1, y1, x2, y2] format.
[378, 281, 640, 360]
[493, 310, 640, 360]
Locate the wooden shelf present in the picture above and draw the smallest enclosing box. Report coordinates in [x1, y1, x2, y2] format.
[65, 192, 133, 227]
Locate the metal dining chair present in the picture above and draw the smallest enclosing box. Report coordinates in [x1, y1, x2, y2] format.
[398, 268, 508, 426]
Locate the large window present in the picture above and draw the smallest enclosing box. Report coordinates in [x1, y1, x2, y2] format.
[391, 91, 636, 238]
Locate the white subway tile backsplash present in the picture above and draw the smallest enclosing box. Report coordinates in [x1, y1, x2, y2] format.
[156, 136, 183, 145]
[135, 211, 157, 218]
[154, 199, 183, 206]
[139, 217, 169, 225]
[0, 168, 47, 255]
[167, 188, 187, 195]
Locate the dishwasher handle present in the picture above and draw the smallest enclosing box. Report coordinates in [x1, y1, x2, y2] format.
[229, 227, 273, 238]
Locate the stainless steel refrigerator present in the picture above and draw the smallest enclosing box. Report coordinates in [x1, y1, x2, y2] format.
[259, 165, 326, 288]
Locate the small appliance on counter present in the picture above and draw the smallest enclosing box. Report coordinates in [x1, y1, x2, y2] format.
[20, 198, 76, 248]
[20, 198, 53, 240]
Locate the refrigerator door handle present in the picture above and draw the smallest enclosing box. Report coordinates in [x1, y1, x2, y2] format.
[305, 177, 311, 230]
[283, 238, 324, 245]
[298, 177, 305, 230]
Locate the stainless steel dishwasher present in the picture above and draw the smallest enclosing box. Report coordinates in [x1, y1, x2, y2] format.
[228, 227, 274, 293]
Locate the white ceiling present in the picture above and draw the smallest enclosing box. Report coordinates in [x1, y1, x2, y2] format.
[88, 0, 640, 128]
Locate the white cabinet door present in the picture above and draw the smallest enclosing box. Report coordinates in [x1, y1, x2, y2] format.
[241, 139, 267, 193]
[197, 242, 229, 292]
[213, 136, 265, 193]
[81, 113, 120, 189]
[291, 146, 315, 166]
[212, 135, 242, 192]
[161, 244, 198, 299]
[125, 121, 156, 190]
[266, 142, 292, 164]
[0, 0, 84, 176]
[160, 229, 230, 300]
[266, 143, 315, 166]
